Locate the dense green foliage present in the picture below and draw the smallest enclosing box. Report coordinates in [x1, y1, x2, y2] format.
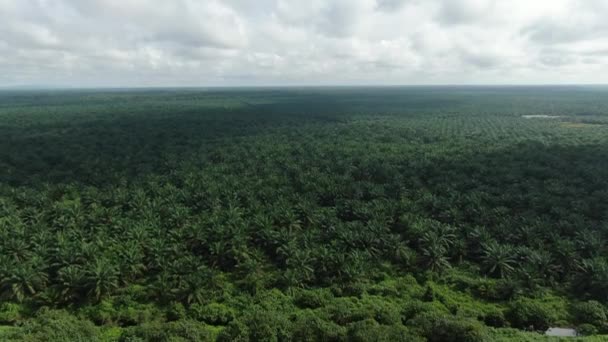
[1, 86, 608, 341]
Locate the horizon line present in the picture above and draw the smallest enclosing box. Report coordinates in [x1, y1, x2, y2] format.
[1, 83, 608, 91]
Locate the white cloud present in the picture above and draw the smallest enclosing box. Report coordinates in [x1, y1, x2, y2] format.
[0, 0, 607, 86]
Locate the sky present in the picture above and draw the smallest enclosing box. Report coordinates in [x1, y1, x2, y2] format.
[0, 0, 607, 87]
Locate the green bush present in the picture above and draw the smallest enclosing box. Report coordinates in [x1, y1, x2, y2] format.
[82, 298, 162, 326]
[480, 308, 508, 328]
[506, 299, 555, 331]
[347, 319, 424, 342]
[217, 319, 249, 342]
[100, 326, 123, 341]
[336, 283, 366, 298]
[474, 279, 518, 301]
[291, 311, 347, 341]
[360, 300, 401, 325]
[294, 289, 332, 309]
[366, 281, 400, 297]
[245, 309, 292, 342]
[0, 303, 25, 324]
[217, 309, 292, 342]
[422, 285, 435, 302]
[572, 301, 607, 328]
[346, 319, 383, 342]
[408, 312, 486, 342]
[325, 298, 370, 325]
[577, 323, 599, 336]
[166, 302, 187, 321]
[81, 299, 116, 325]
[190, 303, 235, 325]
[401, 300, 449, 322]
[17, 309, 100, 341]
[379, 325, 425, 342]
[119, 320, 216, 342]
[118, 303, 161, 326]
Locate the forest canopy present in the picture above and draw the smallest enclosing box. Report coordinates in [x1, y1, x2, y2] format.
[1, 86, 608, 341]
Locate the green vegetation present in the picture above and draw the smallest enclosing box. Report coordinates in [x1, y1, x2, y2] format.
[1, 86, 608, 341]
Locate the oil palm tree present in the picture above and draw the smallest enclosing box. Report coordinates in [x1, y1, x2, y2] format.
[84, 258, 119, 302]
[56, 265, 86, 303]
[480, 241, 517, 278]
[420, 242, 451, 273]
[418, 226, 455, 273]
[574, 258, 608, 302]
[0, 258, 48, 302]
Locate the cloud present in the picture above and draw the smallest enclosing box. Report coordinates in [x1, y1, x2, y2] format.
[70, 0, 248, 49]
[523, 15, 608, 45]
[0, 0, 607, 86]
[435, 0, 492, 26]
[375, 0, 409, 11]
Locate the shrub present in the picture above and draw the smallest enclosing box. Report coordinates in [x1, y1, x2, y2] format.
[572, 301, 607, 328]
[216, 319, 249, 342]
[359, 299, 401, 325]
[120, 320, 216, 342]
[190, 303, 235, 325]
[401, 300, 448, 322]
[82, 298, 162, 326]
[217, 308, 292, 342]
[245, 309, 292, 342]
[372, 304, 401, 325]
[346, 319, 382, 342]
[17, 309, 100, 341]
[166, 302, 187, 321]
[379, 324, 425, 342]
[422, 285, 435, 302]
[366, 281, 400, 297]
[100, 326, 123, 341]
[347, 319, 424, 342]
[291, 311, 347, 341]
[82, 299, 116, 325]
[340, 283, 366, 297]
[325, 298, 369, 325]
[0, 303, 25, 324]
[480, 308, 507, 328]
[294, 289, 332, 309]
[408, 312, 486, 342]
[474, 279, 518, 301]
[116, 303, 161, 326]
[168, 320, 218, 341]
[506, 299, 555, 331]
[577, 323, 599, 336]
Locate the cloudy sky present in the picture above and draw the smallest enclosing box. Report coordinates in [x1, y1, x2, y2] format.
[1, 0, 607, 87]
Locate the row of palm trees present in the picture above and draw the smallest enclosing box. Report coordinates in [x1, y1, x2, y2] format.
[1, 89, 608, 313]
[1, 182, 607, 307]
